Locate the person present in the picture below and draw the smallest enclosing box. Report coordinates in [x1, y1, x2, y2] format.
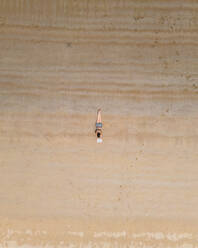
[95, 109, 103, 143]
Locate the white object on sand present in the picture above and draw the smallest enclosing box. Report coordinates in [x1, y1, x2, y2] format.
[97, 138, 103, 143]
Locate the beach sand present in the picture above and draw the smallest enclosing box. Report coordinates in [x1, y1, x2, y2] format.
[0, 0, 198, 247]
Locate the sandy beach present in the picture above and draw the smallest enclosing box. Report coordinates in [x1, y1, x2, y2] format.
[0, 0, 198, 247]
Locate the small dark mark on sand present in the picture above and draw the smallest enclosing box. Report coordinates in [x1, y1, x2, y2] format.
[67, 42, 72, 47]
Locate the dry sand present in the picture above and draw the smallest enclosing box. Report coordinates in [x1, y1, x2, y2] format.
[0, 0, 198, 247]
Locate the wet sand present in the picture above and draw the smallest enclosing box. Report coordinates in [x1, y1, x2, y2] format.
[0, 0, 198, 247]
